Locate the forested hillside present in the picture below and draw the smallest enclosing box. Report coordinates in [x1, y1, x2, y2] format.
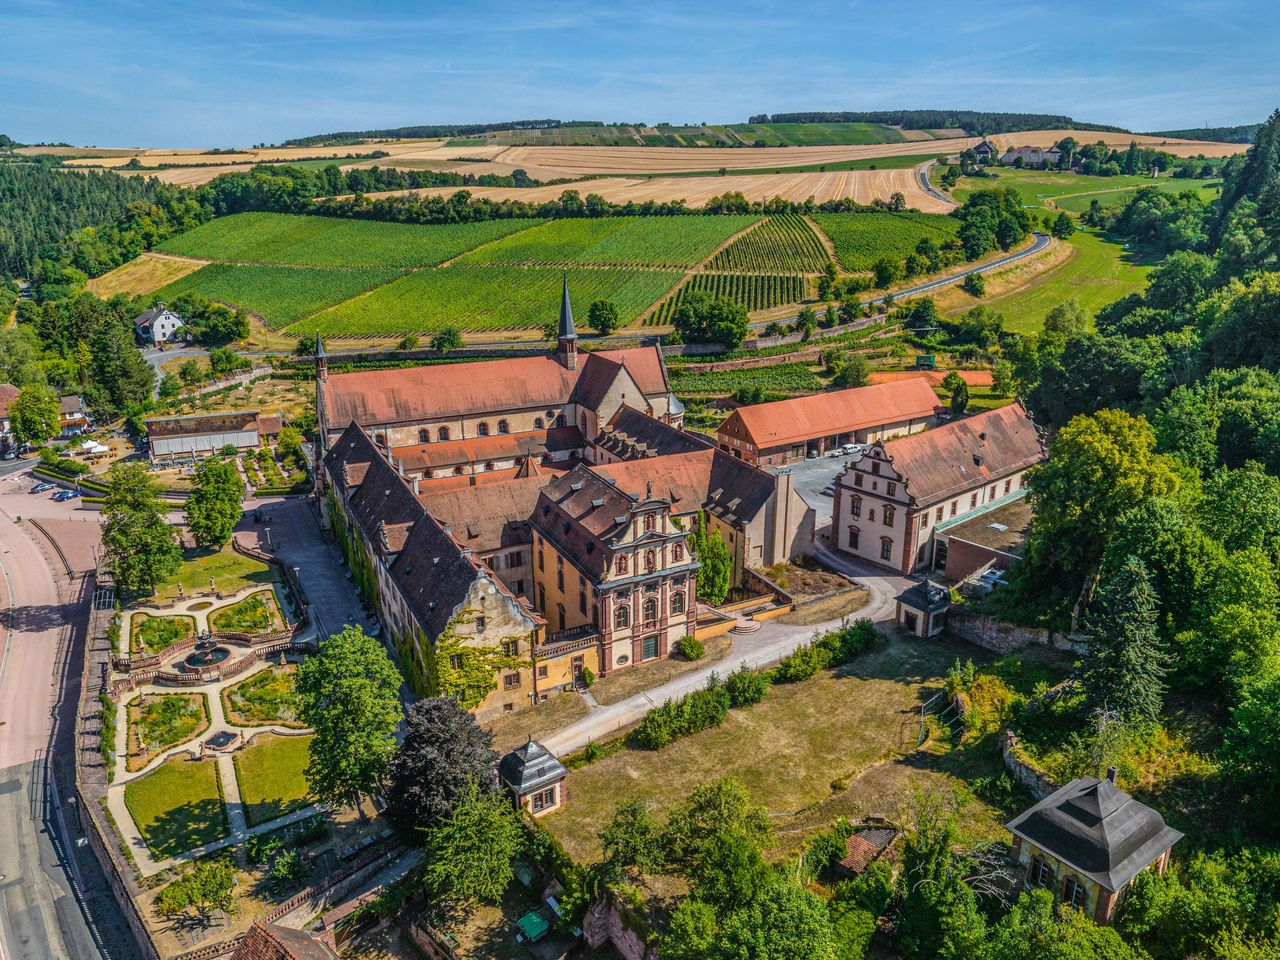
[1146, 124, 1261, 143]
[750, 110, 1128, 134]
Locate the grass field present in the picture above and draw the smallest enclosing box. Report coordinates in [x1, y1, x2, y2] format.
[452, 215, 757, 268]
[154, 263, 402, 329]
[726, 121, 906, 146]
[157, 212, 539, 268]
[124, 755, 228, 858]
[151, 547, 279, 603]
[1053, 178, 1221, 214]
[705, 214, 829, 273]
[542, 633, 1002, 863]
[811, 211, 961, 271]
[953, 169, 1221, 213]
[958, 229, 1155, 333]
[290, 264, 682, 336]
[232, 733, 314, 827]
[86, 253, 206, 298]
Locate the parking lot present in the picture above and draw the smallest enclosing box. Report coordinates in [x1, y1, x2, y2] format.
[777, 450, 862, 517]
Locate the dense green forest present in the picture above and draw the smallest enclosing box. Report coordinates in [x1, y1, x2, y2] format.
[1146, 124, 1261, 144]
[281, 119, 605, 146]
[750, 110, 1128, 135]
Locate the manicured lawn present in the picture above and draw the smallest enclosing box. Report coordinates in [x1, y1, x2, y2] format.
[541, 633, 998, 863]
[127, 693, 209, 772]
[222, 664, 305, 727]
[151, 546, 279, 603]
[232, 733, 314, 827]
[124, 755, 228, 858]
[130, 614, 195, 655]
[210, 590, 284, 635]
[951, 229, 1155, 334]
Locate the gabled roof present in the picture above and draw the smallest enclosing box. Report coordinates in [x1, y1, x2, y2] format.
[324, 347, 669, 428]
[419, 475, 548, 553]
[0, 383, 20, 419]
[839, 828, 898, 874]
[499, 738, 568, 794]
[876, 403, 1044, 508]
[132, 304, 180, 328]
[534, 465, 641, 578]
[393, 427, 584, 473]
[592, 448, 777, 527]
[324, 421, 381, 489]
[59, 395, 85, 415]
[722, 379, 939, 450]
[594, 406, 710, 460]
[1006, 774, 1183, 892]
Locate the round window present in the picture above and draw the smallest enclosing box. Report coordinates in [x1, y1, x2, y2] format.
[617, 655, 630, 665]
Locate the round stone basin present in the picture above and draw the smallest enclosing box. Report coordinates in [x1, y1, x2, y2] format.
[190, 601, 214, 611]
[183, 646, 231, 671]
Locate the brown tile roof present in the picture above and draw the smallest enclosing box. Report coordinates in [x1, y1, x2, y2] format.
[327, 424, 423, 559]
[324, 347, 669, 429]
[533, 465, 638, 578]
[145, 410, 261, 439]
[258, 413, 283, 437]
[592, 448, 777, 527]
[392, 427, 585, 472]
[59, 395, 85, 416]
[880, 402, 1044, 508]
[722, 379, 939, 451]
[0, 383, 20, 419]
[594, 406, 710, 460]
[419, 476, 548, 554]
[838, 828, 898, 874]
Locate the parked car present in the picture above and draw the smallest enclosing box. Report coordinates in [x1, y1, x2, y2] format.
[52, 489, 80, 502]
[805, 449, 819, 460]
[32, 482, 57, 494]
[976, 569, 1008, 592]
[841, 443, 862, 455]
[821, 483, 836, 497]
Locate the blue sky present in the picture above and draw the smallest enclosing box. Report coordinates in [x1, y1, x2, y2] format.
[2, 0, 1276, 147]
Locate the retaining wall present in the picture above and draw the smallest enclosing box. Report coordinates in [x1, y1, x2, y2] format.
[946, 610, 1083, 655]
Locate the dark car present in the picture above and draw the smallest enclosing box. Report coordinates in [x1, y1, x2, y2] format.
[52, 489, 81, 502]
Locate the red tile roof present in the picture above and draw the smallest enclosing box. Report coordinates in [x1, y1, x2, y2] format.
[0, 383, 21, 419]
[838, 828, 898, 874]
[720, 379, 939, 451]
[879, 402, 1044, 507]
[324, 347, 669, 428]
[392, 427, 584, 472]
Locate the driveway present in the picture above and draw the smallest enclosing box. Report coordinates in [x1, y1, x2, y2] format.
[780, 454, 851, 514]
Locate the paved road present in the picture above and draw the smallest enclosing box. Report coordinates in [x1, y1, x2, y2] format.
[0, 475, 116, 960]
[917, 159, 953, 206]
[540, 543, 911, 757]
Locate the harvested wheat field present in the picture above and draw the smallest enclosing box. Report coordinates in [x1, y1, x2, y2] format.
[987, 130, 1245, 158]
[352, 167, 952, 212]
[87, 252, 208, 298]
[63, 139, 448, 168]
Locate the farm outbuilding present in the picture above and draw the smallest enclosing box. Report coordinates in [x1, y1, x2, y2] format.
[145, 410, 268, 462]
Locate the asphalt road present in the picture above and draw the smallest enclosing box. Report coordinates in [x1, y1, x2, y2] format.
[0, 476, 107, 960]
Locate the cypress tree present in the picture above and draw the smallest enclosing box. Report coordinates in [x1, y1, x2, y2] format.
[1082, 556, 1167, 721]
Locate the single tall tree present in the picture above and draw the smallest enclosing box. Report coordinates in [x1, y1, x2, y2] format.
[185, 457, 244, 548]
[296, 624, 403, 815]
[587, 299, 620, 336]
[9, 385, 61, 446]
[420, 781, 524, 906]
[1081, 556, 1166, 721]
[101, 461, 181, 593]
[692, 512, 732, 605]
[384, 698, 499, 841]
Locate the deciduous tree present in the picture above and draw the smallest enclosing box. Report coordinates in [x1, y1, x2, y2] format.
[420, 781, 524, 906]
[185, 457, 244, 548]
[101, 461, 181, 594]
[9, 385, 60, 446]
[587, 299, 620, 336]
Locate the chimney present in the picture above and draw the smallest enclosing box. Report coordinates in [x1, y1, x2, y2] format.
[1105, 766, 1117, 784]
[412, 476, 420, 495]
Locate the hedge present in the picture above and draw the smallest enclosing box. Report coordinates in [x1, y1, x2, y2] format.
[632, 675, 730, 750]
[774, 618, 878, 684]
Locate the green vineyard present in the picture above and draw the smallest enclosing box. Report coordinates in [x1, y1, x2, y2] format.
[669, 362, 826, 395]
[452, 214, 759, 269]
[810, 211, 961, 272]
[285, 265, 684, 337]
[155, 263, 403, 329]
[704, 214, 830, 273]
[649, 273, 809, 326]
[157, 212, 538, 268]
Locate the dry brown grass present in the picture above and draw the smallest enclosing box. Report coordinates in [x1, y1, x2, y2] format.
[774, 588, 871, 626]
[541, 632, 977, 863]
[930, 239, 1073, 316]
[483, 691, 591, 754]
[589, 634, 735, 707]
[987, 129, 1245, 158]
[87, 252, 207, 298]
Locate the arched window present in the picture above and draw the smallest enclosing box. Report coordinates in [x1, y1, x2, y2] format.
[615, 604, 629, 628]
[437, 426, 450, 442]
[484, 461, 495, 471]
[672, 543, 683, 562]
[453, 465, 465, 475]
[534, 417, 544, 430]
[477, 422, 490, 437]
[497, 419, 509, 434]
[643, 598, 658, 622]
[418, 428, 430, 444]
[645, 549, 657, 573]
[671, 591, 685, 615]
[616, 555, 628, 575]
[644, 514, 656, 532]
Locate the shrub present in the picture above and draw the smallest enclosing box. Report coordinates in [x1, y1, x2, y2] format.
[961, 272, 986, 297]
[632, 675, 730, 750]
[775, 643, 831, 683]
[675, 635, 704, 661]
[582, 741, 603, 764]
[725, 663, 768, 708]
[579, 666, 595, 687]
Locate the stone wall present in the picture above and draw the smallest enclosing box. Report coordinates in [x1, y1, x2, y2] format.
[1002, 731, 1060, 800]
[583, 898, 659, 960]
[946, 610, 1083, 655]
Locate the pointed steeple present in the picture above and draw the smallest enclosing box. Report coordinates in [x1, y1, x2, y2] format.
[558, 272, 577, 342]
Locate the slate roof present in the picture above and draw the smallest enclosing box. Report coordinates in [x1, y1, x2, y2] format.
[420, 476, 548, 553]
[720, 379, 939, 451]
[1006, 774, 1183, 892]
[132, 304, 180, 330]
[324, 347, 669, 429]
[533, 465, 639, 578]
[342, 436, 424, 558]
[557, 273, 576, 341]
[499, 738, 568, 794]
[878, 403, 1044, 508]
[393, 427, 585, 473]
[897, 579, 951, 614]
[0, 383, 20, 419]
[324, 422, 381, 490]
[594, 406, 710, 460]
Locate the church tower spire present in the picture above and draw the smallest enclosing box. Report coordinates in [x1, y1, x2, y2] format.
[556, 272, 578, 370]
